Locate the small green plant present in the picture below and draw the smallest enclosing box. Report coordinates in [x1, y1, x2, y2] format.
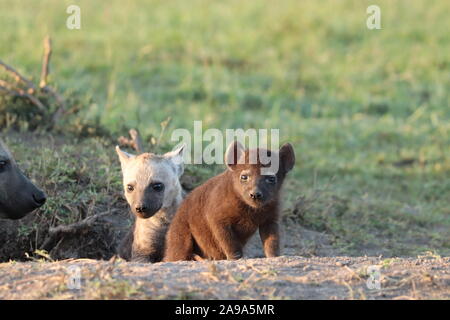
[17, 224, 34, 238]
[381, 258, 397, 268]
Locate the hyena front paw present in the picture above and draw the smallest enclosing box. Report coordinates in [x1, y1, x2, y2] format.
[226, 251, 243, 260]
[131, 256, 149, 263]
[131, 252, 159, 263]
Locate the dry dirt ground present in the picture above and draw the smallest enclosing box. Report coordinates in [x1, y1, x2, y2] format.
[0, 254, 448, 300]
[0, 225, 449, 300]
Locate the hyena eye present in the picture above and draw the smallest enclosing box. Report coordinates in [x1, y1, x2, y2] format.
[127, 185, 134, 192]
[152, 183, 164, 192]
[0, 160, 8, 172]
[265, 175, 277, 184]
[240, 174, 249, 181]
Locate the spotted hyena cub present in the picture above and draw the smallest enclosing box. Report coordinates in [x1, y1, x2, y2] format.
[116, 144, 185, 262]
[164, 141, 295, 261]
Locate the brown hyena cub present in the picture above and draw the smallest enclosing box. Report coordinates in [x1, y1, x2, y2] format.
[116, 144, 185, 262]
[164, 141, 295, 261]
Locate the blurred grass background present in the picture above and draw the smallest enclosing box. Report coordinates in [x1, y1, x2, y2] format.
[0, 0, 449, 256]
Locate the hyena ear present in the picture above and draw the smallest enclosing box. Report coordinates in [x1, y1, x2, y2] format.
[225, 140, 245, 171]
[279, 143, 295, 172]
[164, 144, 185, 177]
[115, 146, 135, 165]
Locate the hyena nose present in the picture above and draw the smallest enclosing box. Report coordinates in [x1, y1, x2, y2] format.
[135, 205, 147, 213]
[250, 191, 263, 200]
[33, 191, 47, 206]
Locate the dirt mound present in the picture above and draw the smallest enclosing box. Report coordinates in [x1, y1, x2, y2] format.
[0, 209, 130, 261]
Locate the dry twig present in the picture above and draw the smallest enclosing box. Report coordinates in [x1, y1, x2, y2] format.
[42, 210, 119, 251]
[39, 35, 52, 88]
[0, 35, 67, 120]
[118, 129, 144, 153]
[0, 59, 37, 93]
[38, 36, 67, 121]
[0, 79, 45, 111]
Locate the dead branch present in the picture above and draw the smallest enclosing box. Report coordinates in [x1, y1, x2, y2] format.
[42, 85, 67, 122]
[39, 35, 52, 88]
[48, 210, 116, 235]
[0, 84, 17, 99]
[0, 59, 37, 94]
[41, 85, 65, 107]
[38, 36, 67, 121]
[41, 209, 120, 251]
[118, 128, 144, 153]
[0, 79, 45, 111]
[39, 83, 67, 123]
[129, 129, 143, 153]
[1, 36, 67, 119]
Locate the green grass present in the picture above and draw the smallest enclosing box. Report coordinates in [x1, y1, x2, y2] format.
[1, 0, 449, 257]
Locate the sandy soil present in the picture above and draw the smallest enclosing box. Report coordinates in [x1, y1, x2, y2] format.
[0, 255, 448, 300]
[1, 207, 448, 300]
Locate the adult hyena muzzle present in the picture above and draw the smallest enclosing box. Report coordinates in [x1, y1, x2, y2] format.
[0, 139, 47, 220]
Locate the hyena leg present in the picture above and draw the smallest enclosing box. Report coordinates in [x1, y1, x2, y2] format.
[209, 220, 243, 260]
[259, 220, 280, 258]
[163, 214, 194, 261]
[118, 229, 134, 261]
[131, 231, 166, 263]
[130, 253, 152, 263]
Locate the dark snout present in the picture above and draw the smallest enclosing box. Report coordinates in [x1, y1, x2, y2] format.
[133, 202, 162, 219]
[127, 185, 165, 219]
[246, 182, 277, 208]
[32, 188, 47, 207]
[249, 190, 263, 200]
[22, 171, 47, 212]
[247, 188, 267, 208]
[11, 185, 47, 220]
[0, 173, 47, 220]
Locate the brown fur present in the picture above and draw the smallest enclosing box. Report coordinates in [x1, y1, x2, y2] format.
[164, 141, 295, 261]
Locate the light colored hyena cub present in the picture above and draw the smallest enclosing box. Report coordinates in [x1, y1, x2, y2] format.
[116, 144, 185, 262]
